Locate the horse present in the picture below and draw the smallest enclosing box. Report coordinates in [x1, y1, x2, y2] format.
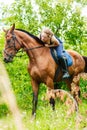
[3, 24, 87, 117]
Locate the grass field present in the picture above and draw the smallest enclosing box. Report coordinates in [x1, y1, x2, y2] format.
[0, 98, 87, 130]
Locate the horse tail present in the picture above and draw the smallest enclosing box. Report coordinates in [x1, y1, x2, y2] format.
[82, 56, 87, 72]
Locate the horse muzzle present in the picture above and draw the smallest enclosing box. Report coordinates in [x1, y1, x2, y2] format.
[3, 57, 13, 63]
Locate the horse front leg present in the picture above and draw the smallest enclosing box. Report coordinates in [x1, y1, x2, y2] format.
[31, 79, 39, 118]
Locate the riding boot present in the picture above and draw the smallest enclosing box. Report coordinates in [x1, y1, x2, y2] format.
[59, 57, 70, 79]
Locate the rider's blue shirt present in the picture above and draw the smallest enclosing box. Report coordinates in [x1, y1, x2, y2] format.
[54, 37, 64, 58]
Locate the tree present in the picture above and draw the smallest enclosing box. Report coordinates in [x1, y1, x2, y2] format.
[36, 0, 86, 51]
[1, 0, 40, 34]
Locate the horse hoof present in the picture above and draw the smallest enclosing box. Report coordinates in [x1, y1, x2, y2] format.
[30, 114, 36, 122]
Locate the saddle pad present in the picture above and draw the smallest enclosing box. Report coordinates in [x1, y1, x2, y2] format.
[50, 48, 73, 67]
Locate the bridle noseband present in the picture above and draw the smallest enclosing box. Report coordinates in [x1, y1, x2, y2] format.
[4, 33, 22, 59]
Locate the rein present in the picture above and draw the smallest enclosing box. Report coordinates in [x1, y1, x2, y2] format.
[23, 45, 45, 51]
[17, 45, 45, 57]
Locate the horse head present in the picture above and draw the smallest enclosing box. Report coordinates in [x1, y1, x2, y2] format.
[3, 24, 22, 62]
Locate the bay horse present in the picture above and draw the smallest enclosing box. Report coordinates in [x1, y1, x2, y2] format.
[3, 24, 87, 117]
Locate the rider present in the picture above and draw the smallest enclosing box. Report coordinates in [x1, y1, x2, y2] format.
[39, 27, 70, 79]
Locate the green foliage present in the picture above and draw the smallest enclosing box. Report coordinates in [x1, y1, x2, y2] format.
[1, 0, 40, 34]
[75, 0, 87, 5]
[80, 78, 87, 93]
[65, 13, 84, 44]
[0, 104, 9, 118]
[0, 32, 5, 58]
[1, 0, 87, 47]
[36, 0, 66, 30]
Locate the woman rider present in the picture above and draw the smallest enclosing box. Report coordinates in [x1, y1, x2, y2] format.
[39, 27, 70, 79]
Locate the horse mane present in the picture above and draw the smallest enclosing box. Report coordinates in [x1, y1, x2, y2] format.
[16, 29, 44, 45]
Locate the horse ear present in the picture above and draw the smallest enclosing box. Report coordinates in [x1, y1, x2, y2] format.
[10, 23, 15, 33]
[3, 28, 7, 33]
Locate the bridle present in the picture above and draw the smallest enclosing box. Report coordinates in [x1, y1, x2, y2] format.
[4, 33, 45, 59]
[4, 33, 22, 59]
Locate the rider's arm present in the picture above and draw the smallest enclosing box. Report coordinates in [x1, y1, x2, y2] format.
[45, 44, 58, 47]
[45, 37, 60, 48]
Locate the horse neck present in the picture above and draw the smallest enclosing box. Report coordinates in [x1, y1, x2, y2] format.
[15, 30, 48, 61]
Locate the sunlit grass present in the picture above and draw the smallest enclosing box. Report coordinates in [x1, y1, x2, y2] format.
[0, 100, 86, 130]
[0, 114, 16, 130]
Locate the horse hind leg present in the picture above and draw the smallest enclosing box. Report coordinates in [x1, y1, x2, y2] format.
[46, 76, 56, 110]
[49, 97, 55, 110]
[46, 88, 56, 110]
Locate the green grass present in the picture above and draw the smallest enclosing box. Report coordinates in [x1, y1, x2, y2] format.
[0, 100, 87, 130]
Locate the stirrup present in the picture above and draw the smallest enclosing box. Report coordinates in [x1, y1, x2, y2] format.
[62, 72, 70, 79]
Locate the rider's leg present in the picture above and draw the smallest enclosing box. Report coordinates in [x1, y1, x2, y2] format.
[59, 56, 70, 79]
[55, 40, 70, 78]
